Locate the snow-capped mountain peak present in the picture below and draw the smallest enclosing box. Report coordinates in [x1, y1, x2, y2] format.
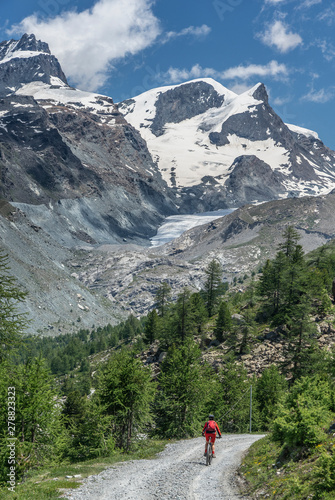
[0, 33, 51, 62]
[119, 78, 335, 211]
[0, 33, 67, 95]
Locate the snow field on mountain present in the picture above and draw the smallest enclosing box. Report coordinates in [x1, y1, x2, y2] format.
[16, 81, 115, 115]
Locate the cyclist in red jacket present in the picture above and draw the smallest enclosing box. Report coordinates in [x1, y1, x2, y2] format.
[202, 414, 221, 457]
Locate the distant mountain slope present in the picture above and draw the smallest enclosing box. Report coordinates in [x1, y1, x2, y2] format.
[119, 79, 335, 212]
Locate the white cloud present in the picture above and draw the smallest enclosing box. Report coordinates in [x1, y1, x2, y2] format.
[264, 0, 286, 4]
[317, 5, 335, 25]
[301, 87, 334, 103]
[273, 95, 291, 106]
[8, 0, 161, 91]
[228, 83, 251, 94]
[298, 0, 322, 7]
[162, 60, 289, 84]
[163, 24, 211, 43]
[259, 20, 303, 53]
[314, 39, 335, 61]
[221, 60, 289, 80]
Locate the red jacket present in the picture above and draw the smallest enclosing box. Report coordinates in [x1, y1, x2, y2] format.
[202, 420, 221, 436]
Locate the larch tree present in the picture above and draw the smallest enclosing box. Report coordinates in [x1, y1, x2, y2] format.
[203, 259, 223, 317]
[0, 250, 28, 361]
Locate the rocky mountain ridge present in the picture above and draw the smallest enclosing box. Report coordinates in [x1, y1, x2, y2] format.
[0, 34, 177, 248]
[0, 33, 68, 95]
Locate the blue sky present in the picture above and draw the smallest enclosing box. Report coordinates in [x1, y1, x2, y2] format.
[1, 0, 334, 148]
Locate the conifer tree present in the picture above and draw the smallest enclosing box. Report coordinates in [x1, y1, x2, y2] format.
[218, 360, 250, 433]
[97, 349, 156, 449]
[278, 225, 301, 257]
[203, 259, 223, 317]
[0, 358, 65, 482]
[174, 288, 193, 342]
[282, 296, 318, 382]
[215, 301, 232, 342]
[189, 292, 208, 335]
[155, 282, 171, 317]
[154, 339, 217, 438]
[255, 365, 287, 430]
[0, 251, 28, 361]
[144, 309, 159, 344]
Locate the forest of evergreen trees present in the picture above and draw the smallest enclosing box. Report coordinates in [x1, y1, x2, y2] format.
[2, 227, 335, 495]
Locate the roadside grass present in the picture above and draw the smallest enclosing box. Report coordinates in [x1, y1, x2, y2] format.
[0, 439, 169, 500]
[240, 434, 335, 499]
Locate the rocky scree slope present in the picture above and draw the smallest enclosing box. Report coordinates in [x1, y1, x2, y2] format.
[0, 201, 124, 334]
[119, 79, 335, 212]
[72, 190, 335, 317]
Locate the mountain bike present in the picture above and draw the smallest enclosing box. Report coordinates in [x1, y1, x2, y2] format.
[206, 438, 213, 466]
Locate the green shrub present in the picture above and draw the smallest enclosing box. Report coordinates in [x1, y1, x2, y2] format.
[315, 450, 335, 495]
[272, 376, 334, 448]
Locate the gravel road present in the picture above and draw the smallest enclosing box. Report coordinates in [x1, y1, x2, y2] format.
[64, 434, 264, 500]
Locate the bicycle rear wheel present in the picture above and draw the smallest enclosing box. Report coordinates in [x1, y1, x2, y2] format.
[206, 441, 212, 466]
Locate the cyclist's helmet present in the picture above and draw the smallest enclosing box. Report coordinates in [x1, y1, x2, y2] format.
[209, 414, 214, 420]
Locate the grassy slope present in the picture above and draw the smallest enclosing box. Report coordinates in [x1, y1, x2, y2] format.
[240, 434, 335, 499]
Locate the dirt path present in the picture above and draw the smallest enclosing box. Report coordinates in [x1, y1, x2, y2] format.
[64, 434, 264, 500]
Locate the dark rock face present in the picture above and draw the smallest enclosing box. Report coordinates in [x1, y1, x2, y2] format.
[251, 83, 269, 104]
[0, 33, 67, 95]
[223, 155, 286, 205]
[0, 95, 95, 204]
[175, 156, 285, 212]
[209, 88, 290, 146]
[0, 33, 51, 59]
[151, 81, 225, 136]
[209, 106, 287, 145]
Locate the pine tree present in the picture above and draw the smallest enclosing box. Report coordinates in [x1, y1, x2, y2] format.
[174, 288, 193, 342]
[278, 225, 301, 258]
[189, 293, 208, 335]
[0, 358, 65, 482]
[203, 259, 223, 317]
[215, 301, 232, 342]
[97, 349, 156, 449]
[258, 252, 287, 318]
[218, 360, 250, 433]
[0, 251, 28, 361]
[255, 365, 287, 431]
[155, 282, 171, 317]
[154, 339, 217, 438]
[143, 309, 159, 344]
[282, 296, 318, 383]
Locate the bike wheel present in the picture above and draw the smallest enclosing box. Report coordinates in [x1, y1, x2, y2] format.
[208, 442, 212, 465]
[206, 443, 211, 465]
